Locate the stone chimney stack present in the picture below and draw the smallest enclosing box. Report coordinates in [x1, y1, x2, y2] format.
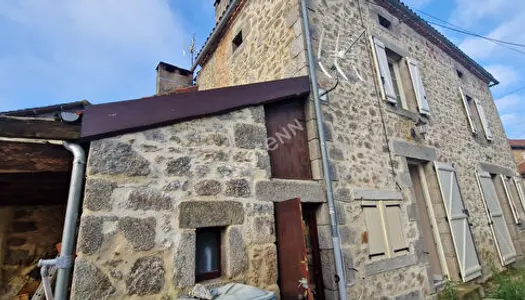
[214, 0, 230, 24]
[155, 62, 193, 95]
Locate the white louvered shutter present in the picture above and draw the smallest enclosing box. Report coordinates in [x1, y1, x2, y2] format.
[459, 87, 478, 135]
[434, 162, 482, 282]
[500, 175, 521, 224]
[476, 171, 517, 266]
[514, 177, 525, 213]
[474, 98, 493, 141]
[371, 37, 397, 104]
[406, 58, 430, 115]
[363, 203, 387, 260]
[384, 203, 408, 255]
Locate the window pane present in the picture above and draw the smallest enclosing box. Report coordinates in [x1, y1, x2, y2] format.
[196, 231, 219, 274]
[388, 62, 402, 101]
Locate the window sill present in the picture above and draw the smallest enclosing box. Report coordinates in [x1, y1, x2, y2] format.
[385, 104, 422, 122]
[365, 253, 417, 276]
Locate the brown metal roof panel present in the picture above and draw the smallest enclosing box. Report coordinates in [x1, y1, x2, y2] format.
[81, 76, 310, 140]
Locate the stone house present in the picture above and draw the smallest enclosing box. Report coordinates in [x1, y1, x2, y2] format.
[4, 0, 525, 300]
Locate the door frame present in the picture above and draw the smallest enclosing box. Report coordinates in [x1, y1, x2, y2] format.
[409, 162, 450, 280]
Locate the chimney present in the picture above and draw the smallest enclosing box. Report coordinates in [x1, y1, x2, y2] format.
[155, 62, 193, 95]
[214, 0, 231, 24]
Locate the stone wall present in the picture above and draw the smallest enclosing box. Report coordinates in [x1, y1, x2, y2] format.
[308, 0, 525, 298]
[71, 107, 283, 299]
[197, 0, 525, 299]
[196, 0, 308, 89]
[0, 206, 65, 299]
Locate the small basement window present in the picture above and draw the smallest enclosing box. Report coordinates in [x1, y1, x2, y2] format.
[232, 30, 243, 52]
[195, 227, 222, 281]
[378, 15, 392, 29]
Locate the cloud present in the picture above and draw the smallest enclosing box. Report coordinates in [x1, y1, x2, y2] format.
[449, 0, 512, 28]
[456, 5, 525, 59]
[0, 0, 195, 111]
[495, 94, 520, 111]
[485, 64, 520, 89]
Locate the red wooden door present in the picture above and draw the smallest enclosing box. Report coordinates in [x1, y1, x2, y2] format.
[275, 198, 313, 300]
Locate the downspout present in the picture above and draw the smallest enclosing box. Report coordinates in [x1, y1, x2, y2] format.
[0, 138, 86, 299]
[52, 142, 86, 300]
[299, 1, 348, 300]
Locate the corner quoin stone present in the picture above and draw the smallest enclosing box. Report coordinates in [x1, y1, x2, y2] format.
[179, 201, 244, 229]
[71, 258, 115, 300]
[126, 256, 165, 296]
[84, 178, 115, 211]
[118, 217, 156, 251]
[88, 140, 150, 176]
[77, 216, 103, 255]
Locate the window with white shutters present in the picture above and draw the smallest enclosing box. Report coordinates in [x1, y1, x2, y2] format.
[476, 171, 517, 266]
[434, 162, 482, 282]
[371, 37, 397, 104]
[459, 87, 478, 135]
[407, 58, 430, 115]
[473, 98, 493, 141]
[514, 177, 525, 215]
[363, 200, 408, 261]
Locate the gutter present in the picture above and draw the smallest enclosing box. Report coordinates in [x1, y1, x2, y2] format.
[299, 1, 348, 299]
[191, 0, 242, 72]
[2, 137, 86, 300]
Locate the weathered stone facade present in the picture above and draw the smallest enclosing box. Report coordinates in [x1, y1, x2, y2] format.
[71, 107, 288, 299]
[195, 0, 525, 299]
[69, 0, 525, 299]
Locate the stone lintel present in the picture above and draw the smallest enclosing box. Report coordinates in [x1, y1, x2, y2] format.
[255, 179, 325, 202]
[479, 162, 516, 177]
[392, 140, 437, 161]
[179, 201, 244, 229]
[365, 254, 417, 276]
[352, 189, 403, 201]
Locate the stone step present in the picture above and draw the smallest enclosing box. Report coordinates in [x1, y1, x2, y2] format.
[453, 283, 484, 300]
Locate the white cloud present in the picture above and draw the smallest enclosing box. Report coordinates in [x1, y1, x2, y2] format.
[495, 94, 520, 111]
[456, 5, 525, 59]
[501, 113, 518, 126]
[485, 64, 520, 89]
[449, 0, 512, 28]
[0, 0, 193, 110]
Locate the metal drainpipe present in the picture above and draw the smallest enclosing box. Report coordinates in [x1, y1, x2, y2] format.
[299, 1, 348, 300]
[52, 142, 86, 300]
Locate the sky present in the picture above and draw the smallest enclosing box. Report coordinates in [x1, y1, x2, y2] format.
[0, 0, 523, 137]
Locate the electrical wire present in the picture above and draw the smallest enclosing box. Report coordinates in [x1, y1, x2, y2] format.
[412, 8, 525, 49]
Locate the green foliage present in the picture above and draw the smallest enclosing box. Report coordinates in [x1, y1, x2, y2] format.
[438, 280, 457, 300]
[488, 267, 525, 300]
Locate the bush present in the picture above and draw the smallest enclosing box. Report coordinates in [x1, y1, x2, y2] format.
[488, 267, 525, 300]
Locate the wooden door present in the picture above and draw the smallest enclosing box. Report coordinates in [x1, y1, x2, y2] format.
[275, 198, 313, 300]
[434, 162, 482, 282]
[409, 164, 443, 283]
[302, 206, 325, 300]
[265, 99, 312, 180]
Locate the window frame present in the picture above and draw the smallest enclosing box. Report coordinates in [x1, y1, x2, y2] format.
[387, 57, 408, 109]
[362, 200, 409, 261]
[195, 227, 222, 282]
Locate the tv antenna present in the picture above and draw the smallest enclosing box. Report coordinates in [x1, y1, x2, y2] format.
[183, 34, 196, 67]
